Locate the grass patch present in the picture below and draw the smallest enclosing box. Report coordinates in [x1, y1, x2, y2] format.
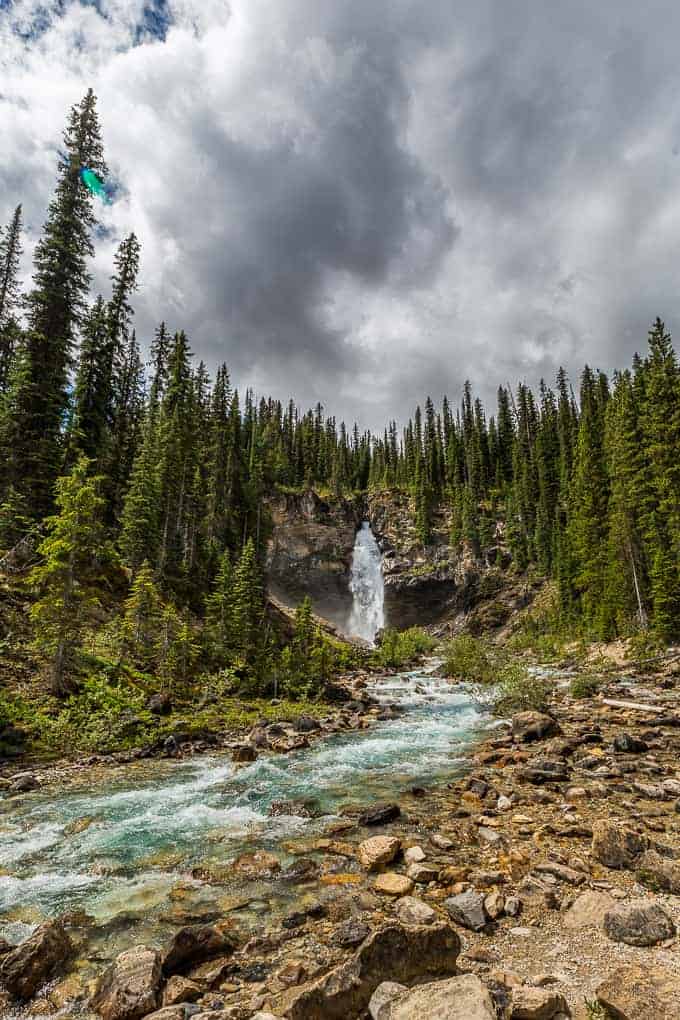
[569, 673, 602, 699]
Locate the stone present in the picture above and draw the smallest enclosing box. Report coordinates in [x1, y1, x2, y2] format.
[497, 794, 513, 812]
[252, 1014, 285, 1020]
[268, 799, 315, 818]
[565, 786, 587, 802]
[512, 712, 560, 743]
[163, 924, 238, 976]
[162, 976, 202, 1006]
[373, 974, 496, 1020]
[444, 889, 487, 932]
[141, 1009, 186, 1020]
[510, 986, 569, 1019]
[273, 922, 461, 1020]
[591, 818, 647, 869]
[636, 850, 680, 894]
[404, 845, 426, 864]
[233, 851, 281, 879]
[333, 919, 370, 948]
[603, 898, 676, 946]
[8, 774, 38, 794]
[532, 862, 585, 886]
[358, 836, 401, 871]
[518, 759, 569, 784]
[597, 964, 680, 1019]
[483, 890, 505, 920]
[374, 873, 414, 897]
[430, 834, 454, 850]
[0, 919, 73, 1000]
[369, 981, 407, 1020]
[407, 862, 439, 883]
[91, 946, 162, 1020]
[359, 803, 401, 826]
[294, 715, 321, 733]
[613, 733, 648, 753]
[563, 890, 615, 930]
[394, 896, 437, 926]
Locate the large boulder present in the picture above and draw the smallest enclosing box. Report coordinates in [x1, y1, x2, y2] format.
[592, 819, 647, 869]
[274, 922, 461, 1020]
[563, 890, 615, 930]
[512, 712, 559, 744]
[510, 985, 570, 1018]
[444, 889, 488, 932]
[163, 924, 238, 976]
[603, 899, 676, 946]
[597, 964, 680, 1019]
[369, 974, 496, 1020]
[0, 919, 73, 1000]
[358, 836, 402, 870]
[636, 850, 680, 894]
[91, 946, 162, 1020]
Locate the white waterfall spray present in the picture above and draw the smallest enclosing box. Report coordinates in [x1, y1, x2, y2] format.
[348, 522, 385, 644]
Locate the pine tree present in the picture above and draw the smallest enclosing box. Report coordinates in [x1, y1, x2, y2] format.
[29, 457, 112, 695]
[230, 538, 263, 664]
[0, 205, 23, 393]
[1, 91, 107, 514]
[119, 412, 161, 572]
[120, 560, 163, 669]
[204, 549, 233, 662]
[70, 296, 111, 460]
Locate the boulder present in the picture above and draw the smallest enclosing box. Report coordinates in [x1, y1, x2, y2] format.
[603, 899, 675, 946]
[510, 986, 570, 1019]
[359, 803, 401, 827]
[232, 851, 281, 879]
[407, 862, 439, 883]
[0, 919, 73, 1000]
[369, 981, 407, 1019]
[375, 873, 414, 897]
[394, 897, 437, 926]
[141, 1009, 186, 1020]
[444, 889, 488, 932]
[563, 890, 615, 930]
[273, 921, 461, 1020]
[163, 924, 238, 976]
[404, 845, 426, 864]
[294, 715, 321, 733]
[597, 964, 680, 1019]
[333, 919, 370, 948]
[91, 946, 162, 1020]
[231, 744, 257, 763]
[591, 819, 647, 869]
[613, 733, 648, 753]
[358, 836, 402, 870]
[517, 759, 569, 784]
[636, 850, 680, 894]
[512, 712, 560, 744]
[162, 975, 202, 1005]
[370, 974, 496, 1020]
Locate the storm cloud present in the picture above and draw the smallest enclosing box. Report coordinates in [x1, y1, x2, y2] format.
[2, 0, 680, 427]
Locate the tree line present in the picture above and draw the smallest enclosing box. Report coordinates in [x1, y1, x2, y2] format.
[0, 91, 678, 698]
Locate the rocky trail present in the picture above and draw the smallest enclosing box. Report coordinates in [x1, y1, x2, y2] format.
[2, 660, 680, 1019]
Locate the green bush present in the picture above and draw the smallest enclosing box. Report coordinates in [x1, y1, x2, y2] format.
[569, 673, 601, 699]
[440, 634, 495, 683]
[372, 627, 436, 668]
[492, 663, 550, 715]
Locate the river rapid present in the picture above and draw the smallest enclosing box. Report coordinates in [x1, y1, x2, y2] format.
[0, 670, 486, 976]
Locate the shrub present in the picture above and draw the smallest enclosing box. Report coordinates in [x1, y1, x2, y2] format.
[372, 627, 436, 668]
[441, 634, 495, 683]
[569, 673, 601, 699]
[492, 663, 550, 715]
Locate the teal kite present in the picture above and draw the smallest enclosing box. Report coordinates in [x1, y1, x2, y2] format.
[80, 166, 112, 204]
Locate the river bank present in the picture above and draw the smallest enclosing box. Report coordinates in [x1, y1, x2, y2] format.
[2, 658, 680, 1019]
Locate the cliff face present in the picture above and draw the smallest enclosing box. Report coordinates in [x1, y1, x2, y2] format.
[266, 488, 537, 635]
[265, 491, 363, 631]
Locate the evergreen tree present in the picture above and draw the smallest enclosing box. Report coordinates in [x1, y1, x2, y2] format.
[230, 538, 263, 664]
[1, 91, 107, 514]
[29, 457, 112, 695]
[0, 205, 23, 393]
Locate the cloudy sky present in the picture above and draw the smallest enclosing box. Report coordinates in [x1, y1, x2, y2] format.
[2, 0, 680, 429]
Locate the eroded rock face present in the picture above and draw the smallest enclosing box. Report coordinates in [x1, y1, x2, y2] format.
[597, 964, 680, 1019]
[91, 945, 162, 1020]
[603, 899, 676, 946]
[371, 974, 497, 1020]
[0, 920, 73, 1000]
[274, 921, 461, 1020]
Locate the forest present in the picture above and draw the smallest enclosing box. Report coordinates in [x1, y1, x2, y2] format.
[1, 91, 679, 715]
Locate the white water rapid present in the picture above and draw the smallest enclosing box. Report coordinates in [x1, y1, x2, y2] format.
[347, 521, 385, 643]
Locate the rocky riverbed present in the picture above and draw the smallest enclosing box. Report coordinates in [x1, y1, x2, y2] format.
[2, 660, 680, 1019]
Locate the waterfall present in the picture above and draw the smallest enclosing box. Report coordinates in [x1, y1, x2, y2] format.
[348, 522, 385, 643]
